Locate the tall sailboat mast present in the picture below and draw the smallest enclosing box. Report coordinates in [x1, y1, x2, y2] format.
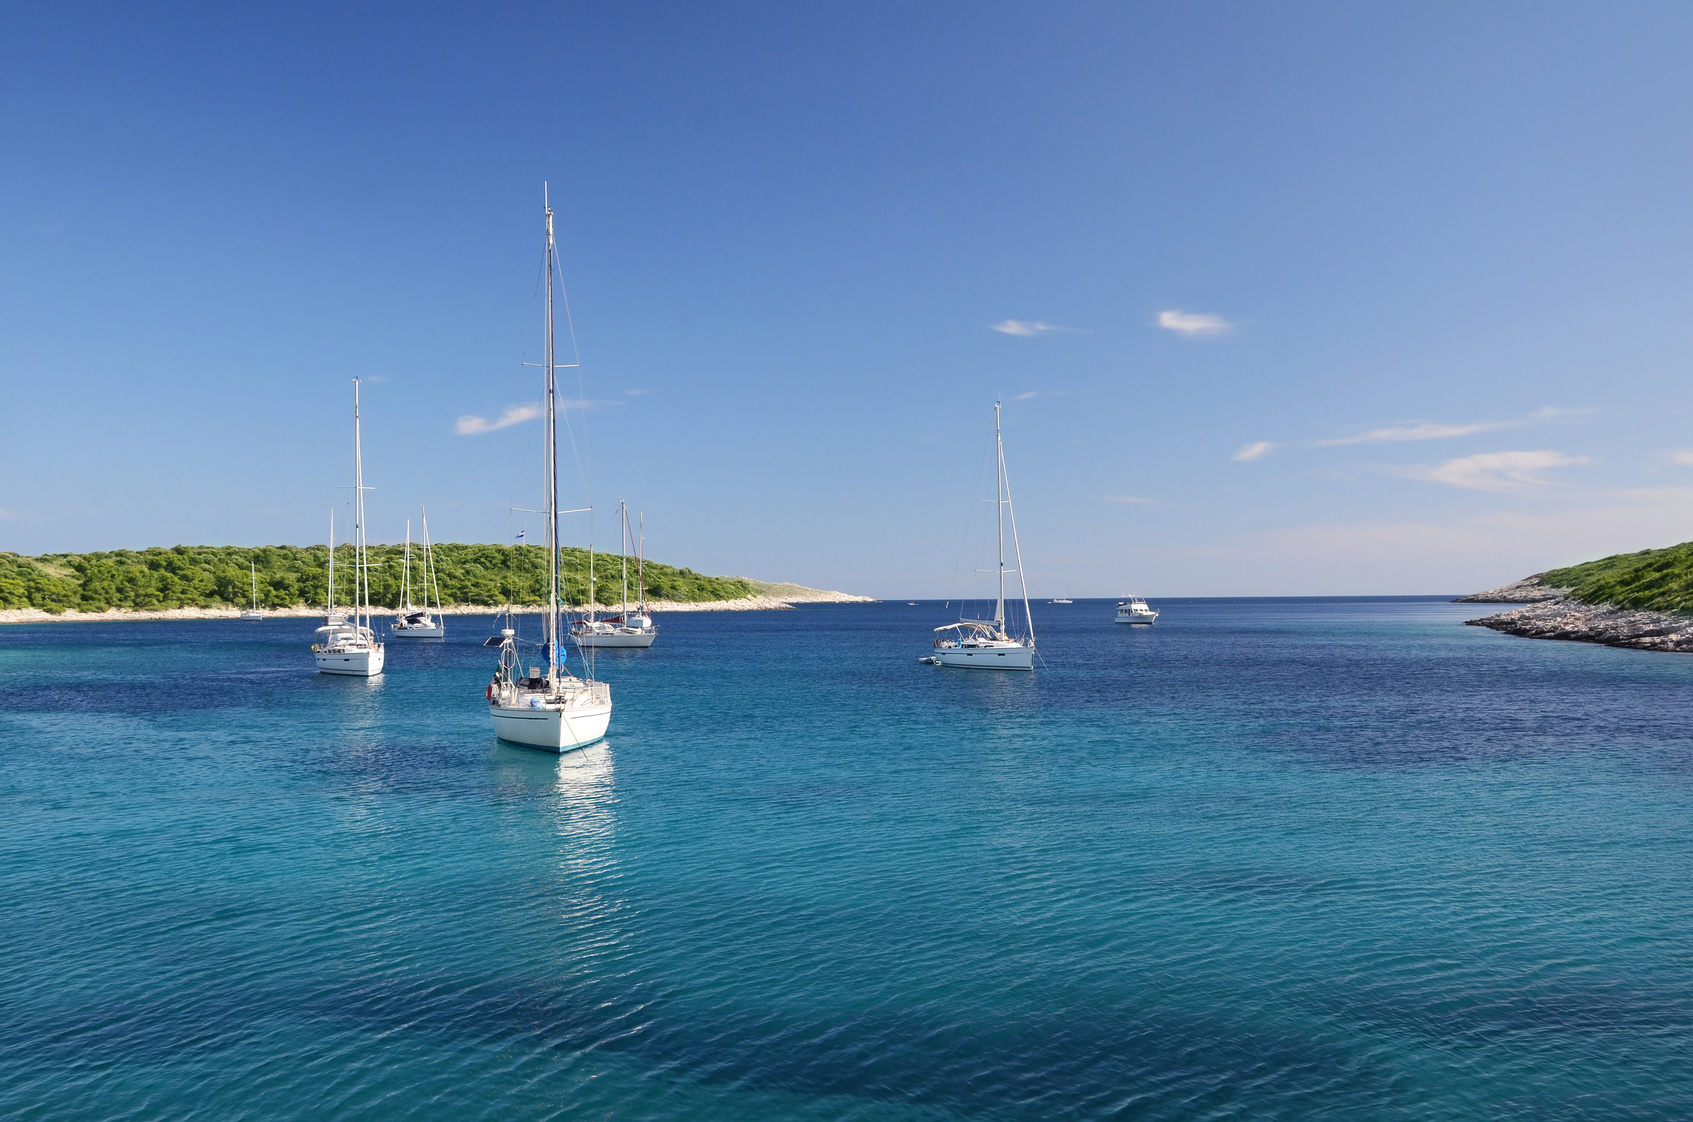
[545, 188, 560, 680]
[327, 510, 335, 614]
[995, 401, 1006, 633]
[352, 378, 370, 632]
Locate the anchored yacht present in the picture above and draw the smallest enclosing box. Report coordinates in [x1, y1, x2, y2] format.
[486, 187, 612, 751]
[240, 561, 264, 621]
[391, 508, 445, 639]
[923, 402, 1037, 671]
[313, 383, 385, 676]
[572, 501, 657, 648]
[1116, 597, 1159, 625]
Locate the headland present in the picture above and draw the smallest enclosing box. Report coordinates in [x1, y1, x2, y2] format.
[1460, 541, 1693, 653]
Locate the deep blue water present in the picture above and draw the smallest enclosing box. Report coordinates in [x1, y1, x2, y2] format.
[2, 598, 1691, 1120]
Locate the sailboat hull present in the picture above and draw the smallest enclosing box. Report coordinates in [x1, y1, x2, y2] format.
[934, 645, 1033, 670]
[490, 700, 612, 751]
[573, 630, 656, 649]
[316, 646, 386, 676]
[391, 624, 445, 639]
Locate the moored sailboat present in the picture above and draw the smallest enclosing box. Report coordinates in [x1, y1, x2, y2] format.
[572, 501, 657, 648]
[240, 560, 264, 620]
[391, 508, 446, 639]
[313, 381, 385, 676]
[924, 402, 1037, 671]
[486, 188, 612, 751]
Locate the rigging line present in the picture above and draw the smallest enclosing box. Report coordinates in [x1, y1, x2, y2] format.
[548, 209, 593, 508]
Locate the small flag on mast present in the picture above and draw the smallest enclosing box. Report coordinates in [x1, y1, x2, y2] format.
[515, 530, 525, 541]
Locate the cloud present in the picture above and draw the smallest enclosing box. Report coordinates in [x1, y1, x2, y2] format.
[1531, 405, 1597, 420]
[1158, 310, 1232, 337]
[1232, 441, 1277, 462]
[625, 389, 648, 396]
[0, 508, 20, 519]
[1102, 494, 1154, 504]
[1415, 450, 1587, 492]
[1317, 420, 1509, 446]
[455, 403, 541, 435]
[1666, 450, 1693, 466]
[1254, 406, 1597, 458]
[990, 319, 1065, 337]
[1009, 391, 1039, 401]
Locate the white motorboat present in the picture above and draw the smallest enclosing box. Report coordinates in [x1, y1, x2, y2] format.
[573, 501, 657, 649]
[240, 560, 263, 620]
[391, 508, 446, 639]
[1116, 597, 1159, 625]
[486, 187, 611, 751]
[923, 402, 1037, 672]
[313, 383, 385, 676]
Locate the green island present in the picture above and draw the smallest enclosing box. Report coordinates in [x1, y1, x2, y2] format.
[1540, 540, 1693, 614]
[0, 545, 756, 614]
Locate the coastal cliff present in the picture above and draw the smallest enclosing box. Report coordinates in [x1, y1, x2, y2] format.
[1460, 542, 1693, 652]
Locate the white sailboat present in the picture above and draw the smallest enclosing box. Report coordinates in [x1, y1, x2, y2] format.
[313, 381, 385, 676]
[240, 560, 263, 620]
[924, 402, 1037, 671]
[486, 188, 612, 751]
[391, 507, 445, 638]
[572, 501, 657, 648]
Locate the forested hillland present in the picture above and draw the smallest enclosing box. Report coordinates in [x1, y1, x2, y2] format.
[0, 544, 755, 614]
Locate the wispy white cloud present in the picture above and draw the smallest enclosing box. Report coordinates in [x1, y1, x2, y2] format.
[1414, 450, 1588, 492]
[1010, 391, 1039, 401]
[1666, 450, 1693, 466]
[625, 389, 647, 396]
[991, 319, 1066, 337]
[0, 508, 21, 519]
[1242, 406, 1597, 463]
[1233, 441, 1277, 462]
[455, 403, 541, 435]
[1158, 309, 1232, 337]
[1102, 494, 1154, 504]
[1531, 405, 1597, 421]
[1317, 420, 1509, 446]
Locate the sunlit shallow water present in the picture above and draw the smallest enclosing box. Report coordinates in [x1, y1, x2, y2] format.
[2, 598, 1690, 1120]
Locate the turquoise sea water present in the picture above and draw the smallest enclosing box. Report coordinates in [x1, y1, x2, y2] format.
[2, 598, 1691, 1120]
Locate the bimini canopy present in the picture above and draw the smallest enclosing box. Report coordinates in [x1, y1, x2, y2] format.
[933, 621, 1002, 634]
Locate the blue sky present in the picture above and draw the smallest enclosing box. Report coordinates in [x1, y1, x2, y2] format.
[4, 2, 1693, 596]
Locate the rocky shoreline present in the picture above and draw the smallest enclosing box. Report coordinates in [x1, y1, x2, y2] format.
[0, 584, 875, 626]
[1458, 577, 1693, 653]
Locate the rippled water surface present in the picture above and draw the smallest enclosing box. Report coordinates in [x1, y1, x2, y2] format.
[3, 598, 1691, 1120]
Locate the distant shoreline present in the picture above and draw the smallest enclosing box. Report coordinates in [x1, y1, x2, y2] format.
[0, 585, 875, 626]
